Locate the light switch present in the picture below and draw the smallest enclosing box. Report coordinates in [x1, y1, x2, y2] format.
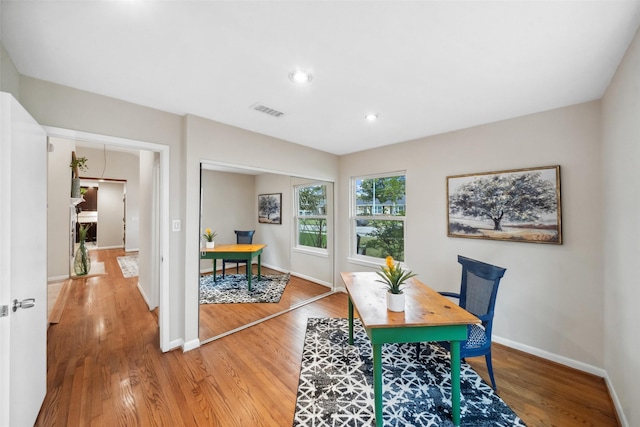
[172, 219, 181, 232]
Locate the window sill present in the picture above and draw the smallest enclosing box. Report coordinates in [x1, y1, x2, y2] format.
[347, 256, 382, 269]
[292, 247, 329, 258]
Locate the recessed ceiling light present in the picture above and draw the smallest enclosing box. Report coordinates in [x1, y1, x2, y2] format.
[289, 69, 313, 84]
[365, 113, 379, 122]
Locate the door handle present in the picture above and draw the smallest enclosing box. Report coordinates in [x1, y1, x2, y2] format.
[12, 298, 36, 312]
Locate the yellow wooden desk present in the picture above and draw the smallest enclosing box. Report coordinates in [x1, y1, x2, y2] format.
[200, 244, 266, 291]
[341, 271, 479, 427]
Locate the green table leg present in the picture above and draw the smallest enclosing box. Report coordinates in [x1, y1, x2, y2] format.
[373, 343, 383, 427]
[348, 297, 354, 345]
[247, 256, 252, 291]
[257, 254, 261, 280]
[450, 340, 461, 426]
[213, 258, 217, 282]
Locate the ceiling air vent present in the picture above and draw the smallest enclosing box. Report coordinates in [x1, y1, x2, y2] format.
[251, 103, 285, 118]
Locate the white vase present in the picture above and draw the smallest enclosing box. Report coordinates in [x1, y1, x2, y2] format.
[386, 291, 405, 312]
[205, 241, 215, 249]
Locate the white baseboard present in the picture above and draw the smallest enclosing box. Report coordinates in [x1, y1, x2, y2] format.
[125, 247, 139, 253]
[604, 373, 629, 427]
[183, 338, 200, 352]
[136, 281, 158, 311]
[94, 245, 124, 250]
[48, 274, 69, 282]
[289, 271, 333, 289]
[492, 335, 605, 377]
[166, 338, 184, 352]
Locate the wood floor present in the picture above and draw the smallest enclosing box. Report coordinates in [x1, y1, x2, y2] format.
[38, 248, 619, 426]
[199, 266, 331, 340]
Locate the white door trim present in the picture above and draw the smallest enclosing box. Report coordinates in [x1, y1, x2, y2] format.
[42, 126, 171, 352]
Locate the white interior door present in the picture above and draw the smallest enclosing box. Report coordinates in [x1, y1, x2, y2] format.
[0, 93, 48, 425]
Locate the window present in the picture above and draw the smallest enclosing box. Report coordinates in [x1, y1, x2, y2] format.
[353, 173, 406, 261]
[295, 184, 328, 250]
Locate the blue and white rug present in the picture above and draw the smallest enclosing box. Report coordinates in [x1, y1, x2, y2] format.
[293, 318, 526, 427]
[199, 273, 290, 304]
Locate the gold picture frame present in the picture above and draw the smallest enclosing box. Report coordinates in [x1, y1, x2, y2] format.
[447, 165, 562, 244]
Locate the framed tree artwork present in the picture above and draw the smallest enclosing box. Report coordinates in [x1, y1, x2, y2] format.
[447, 165, 562, 244]
[258, 193, 282, 224]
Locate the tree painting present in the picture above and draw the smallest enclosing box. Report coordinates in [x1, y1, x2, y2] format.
[258, 193, 281, 224]
[447, 166, 562, 244]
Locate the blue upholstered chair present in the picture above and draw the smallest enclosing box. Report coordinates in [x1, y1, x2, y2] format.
[418, 255, 507, 390]
[222, 230, 255, 278]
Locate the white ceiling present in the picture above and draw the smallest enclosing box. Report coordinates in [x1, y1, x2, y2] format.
[2, 1, 640, 155]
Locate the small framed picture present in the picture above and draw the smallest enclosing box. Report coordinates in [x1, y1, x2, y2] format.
[258, 193, 282, 224]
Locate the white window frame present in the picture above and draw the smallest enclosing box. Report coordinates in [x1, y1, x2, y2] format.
[350, 171, 407, 266]
[294, 182, 328, 254]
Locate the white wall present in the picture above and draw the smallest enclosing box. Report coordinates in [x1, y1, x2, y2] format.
[255, 173, 291, 271]
[138, 150, 156, 309]
[76, 146, 140, 251]
[0, 43, 19, 99]
[47, 137, 75, 280]
[200, 169, 255, 271]
[602, 26, 640, 427]
[339, 101, 604, 371]
[96, 181, 125, 248]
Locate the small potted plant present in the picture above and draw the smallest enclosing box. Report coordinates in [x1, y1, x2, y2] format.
[70, 151, 89, 198]
[376, 256, 416, 312]
[202, 228, 218, 248]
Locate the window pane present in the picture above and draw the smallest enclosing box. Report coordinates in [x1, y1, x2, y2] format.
[298, 185, 326, 216]
[355, 219, 404, 261]
[355, 176, 406, 216]
[298, 218, 327, 249]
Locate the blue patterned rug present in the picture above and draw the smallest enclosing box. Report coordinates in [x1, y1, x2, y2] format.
[293, 318, 526, 427]
[199, 273, 289, 304]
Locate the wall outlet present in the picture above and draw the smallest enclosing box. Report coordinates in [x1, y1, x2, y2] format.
[172, 219, 181, 232]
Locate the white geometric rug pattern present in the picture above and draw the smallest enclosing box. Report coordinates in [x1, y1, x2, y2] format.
[293, 317, 527, 427]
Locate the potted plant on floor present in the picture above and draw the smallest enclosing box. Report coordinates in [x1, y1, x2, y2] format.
[74, 223, 92, 276]
[203, 228, 218, 248]
[376, 256, 416, 312]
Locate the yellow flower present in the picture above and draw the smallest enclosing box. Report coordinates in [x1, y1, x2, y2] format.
[202, 228, 218, 242]
[376, 256, 417, 294]
[386, 256, 394, 269]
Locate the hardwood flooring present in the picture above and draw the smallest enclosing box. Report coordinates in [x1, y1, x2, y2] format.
[38, 249, 619, 426]
[199, 266, 331, 341]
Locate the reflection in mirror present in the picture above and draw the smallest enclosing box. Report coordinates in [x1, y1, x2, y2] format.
[198, 162, 334, 343]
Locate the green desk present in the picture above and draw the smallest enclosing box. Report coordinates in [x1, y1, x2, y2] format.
[201, 244, 266, 291]
[341, 272, 479, 427]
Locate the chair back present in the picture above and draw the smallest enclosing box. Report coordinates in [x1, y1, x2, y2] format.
[457, 255, 506, 320]
[235, 230, 255, 244]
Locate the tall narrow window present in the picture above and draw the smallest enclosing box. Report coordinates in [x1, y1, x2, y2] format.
[295, 184, 328, 250]
[352, 173, 406, 261]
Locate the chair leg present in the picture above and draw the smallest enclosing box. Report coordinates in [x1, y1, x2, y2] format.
[222, 261, 226, 278]
[415, 342, 421, 359]
[485, 351, 497, 391]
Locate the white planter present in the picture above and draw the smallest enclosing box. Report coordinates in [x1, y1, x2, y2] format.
[205, 241, 215, 249]
[386, 292, 405, 312]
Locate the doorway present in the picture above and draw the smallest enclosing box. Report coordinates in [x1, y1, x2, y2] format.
[44, 126, 171, 352]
